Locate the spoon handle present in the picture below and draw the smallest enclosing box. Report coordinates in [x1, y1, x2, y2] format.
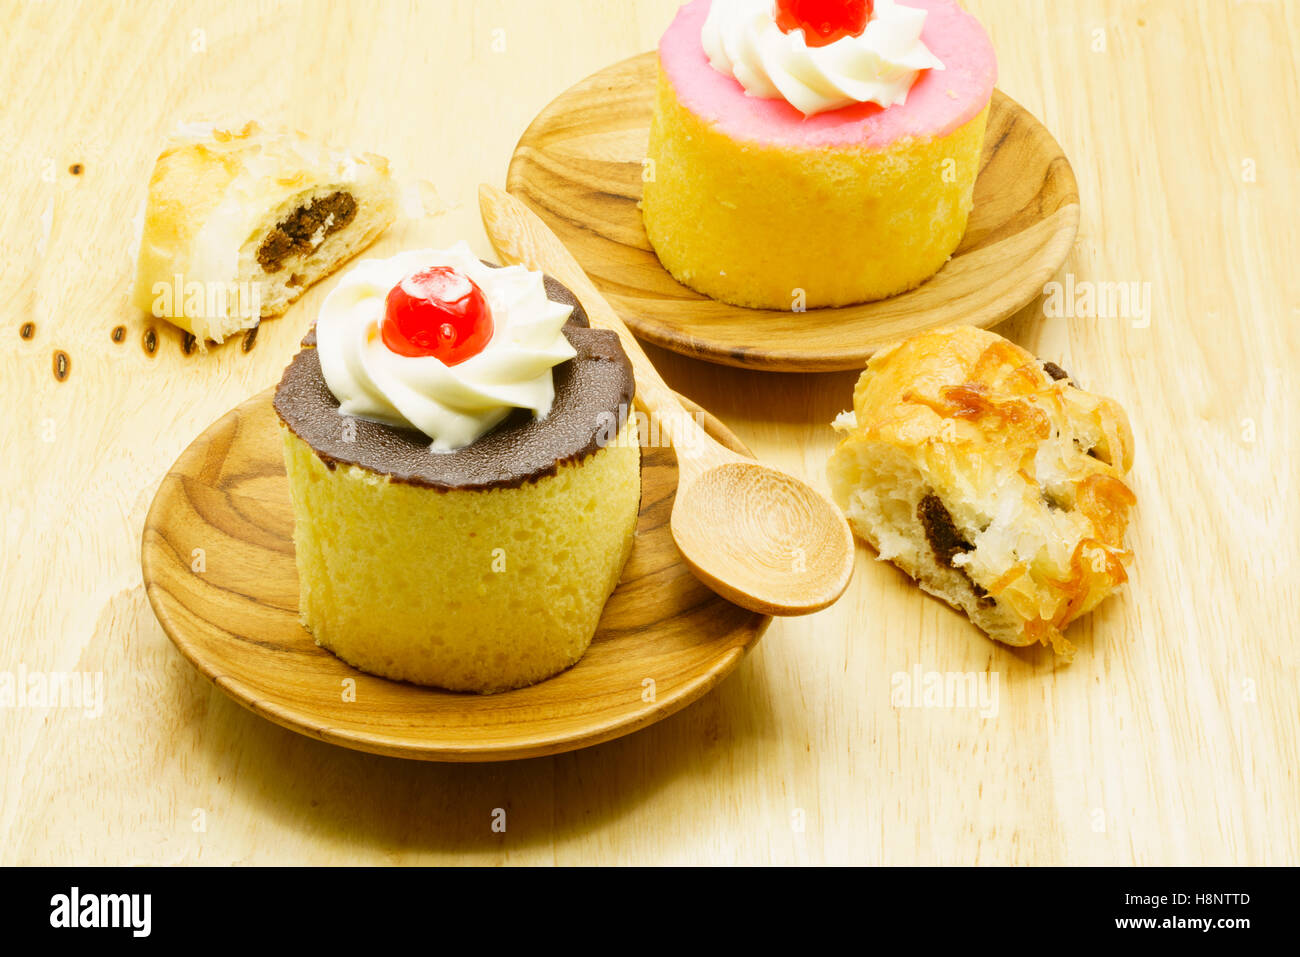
[478, 184, 727, 472]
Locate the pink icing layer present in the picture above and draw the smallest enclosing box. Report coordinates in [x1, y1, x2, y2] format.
[658, 0, 997, 150]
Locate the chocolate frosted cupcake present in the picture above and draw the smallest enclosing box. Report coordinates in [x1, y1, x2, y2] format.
[274, 243, 641, 693]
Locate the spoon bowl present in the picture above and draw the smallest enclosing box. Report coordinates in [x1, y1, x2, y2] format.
[672, 461, 855, 616]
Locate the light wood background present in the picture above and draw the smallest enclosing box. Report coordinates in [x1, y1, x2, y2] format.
[2, 0, 1296, 865]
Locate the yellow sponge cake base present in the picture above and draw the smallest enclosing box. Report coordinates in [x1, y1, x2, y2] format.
[282, 420, 641, 694]
[642, 67, 989, 310]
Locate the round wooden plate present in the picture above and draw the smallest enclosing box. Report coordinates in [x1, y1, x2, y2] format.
[141, 389, 770, 762]
[508, 52, 1080, 372]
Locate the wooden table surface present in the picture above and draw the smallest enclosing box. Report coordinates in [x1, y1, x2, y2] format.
[2, 0, 1297, 866]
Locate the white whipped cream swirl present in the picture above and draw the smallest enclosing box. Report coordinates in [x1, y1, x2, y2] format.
[315, 242, 576, 451]
[702, 0, 944, 116]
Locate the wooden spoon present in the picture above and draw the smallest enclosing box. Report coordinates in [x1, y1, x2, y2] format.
[479, 184, 854, 615]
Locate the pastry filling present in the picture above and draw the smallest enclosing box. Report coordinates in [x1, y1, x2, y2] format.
[257, 191, 357, 273]
[917, 494, 993, 606]
[1041, 360, 1070, 381]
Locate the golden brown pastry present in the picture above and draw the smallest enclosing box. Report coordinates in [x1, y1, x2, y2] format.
[827, 325, 1137, 656]
[133, 121, 398, 345]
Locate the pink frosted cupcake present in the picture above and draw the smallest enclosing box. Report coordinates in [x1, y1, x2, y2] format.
[641, 0, 997, 309]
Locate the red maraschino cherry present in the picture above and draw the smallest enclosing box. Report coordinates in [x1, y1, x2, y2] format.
[775, 0, 872, 47]
[381, 265, 494, 365]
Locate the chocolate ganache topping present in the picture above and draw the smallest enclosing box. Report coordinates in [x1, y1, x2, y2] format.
[274, 272, 636, 491]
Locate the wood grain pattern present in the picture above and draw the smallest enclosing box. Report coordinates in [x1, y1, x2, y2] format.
[2, 0, 1298, 865]
[507, 53, 1080, 371]
[141, 388, 769, 761]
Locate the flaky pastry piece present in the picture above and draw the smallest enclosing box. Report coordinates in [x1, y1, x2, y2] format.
[133, 121, 398, 345]
[827, 326, 1137, 657]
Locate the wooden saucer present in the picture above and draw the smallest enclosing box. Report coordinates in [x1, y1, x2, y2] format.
[507, 52, 1080, 372]
[141, 389, 770, 762]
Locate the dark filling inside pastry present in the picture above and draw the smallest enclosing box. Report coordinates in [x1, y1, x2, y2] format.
[1041, 360, 1070, 382]
[917, 494, 995, 606]
[1041, 358, 1085, 389]
[257, 191, 357, 273]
